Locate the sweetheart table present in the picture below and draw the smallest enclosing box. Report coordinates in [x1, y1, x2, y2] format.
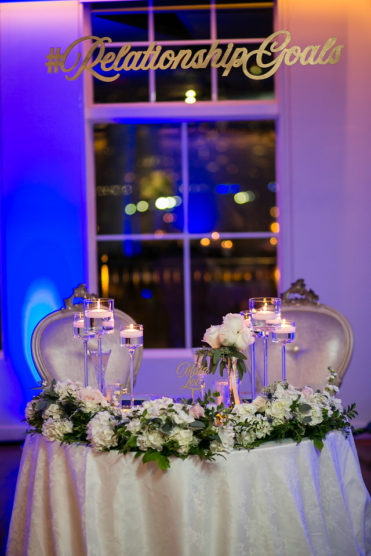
[7, 431, 371, 556]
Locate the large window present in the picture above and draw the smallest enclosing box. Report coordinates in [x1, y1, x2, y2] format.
[86, 1, 278, 348]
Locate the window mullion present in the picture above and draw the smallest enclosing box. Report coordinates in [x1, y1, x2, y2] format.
[148, 0, 156, 102]
[182, 122, 192, 348]
[210, 0, 217, 101]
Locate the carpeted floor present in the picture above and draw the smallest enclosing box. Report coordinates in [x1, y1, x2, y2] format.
[0, 437, 370, 555]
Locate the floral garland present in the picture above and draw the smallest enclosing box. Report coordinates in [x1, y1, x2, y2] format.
[25, 369, 357, 471]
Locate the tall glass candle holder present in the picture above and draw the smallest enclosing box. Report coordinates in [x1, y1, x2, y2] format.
[240, 310, 260, 400]
[83, 298, 114, 394]
[73, 311, 94, 387]
[120, 324, 143, 408]
[272, 320, 296, 381]
[249, 297, 281, 387]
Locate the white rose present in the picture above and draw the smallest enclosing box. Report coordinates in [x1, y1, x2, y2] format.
[43, 403, 62, 420]
[203, 325, 221, 348]
[219, 314, 255, 351]
[87, 411, 118, 451]
[42, 418, 73, 442]
[137, 430, 165, 451]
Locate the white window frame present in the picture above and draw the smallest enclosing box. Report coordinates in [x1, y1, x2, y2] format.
[83, 1, 279, 352]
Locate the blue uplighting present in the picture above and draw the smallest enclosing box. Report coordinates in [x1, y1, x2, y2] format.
[215, 184, 240, 194]
[141, 288, 153, 299]
[267, 182, 277, 192]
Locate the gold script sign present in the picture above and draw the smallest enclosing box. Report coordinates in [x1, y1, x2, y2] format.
[46, 31, 343, 82]
[176, 361, 206, 399]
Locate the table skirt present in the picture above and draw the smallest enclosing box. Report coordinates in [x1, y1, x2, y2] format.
[7, 431, 371, 556]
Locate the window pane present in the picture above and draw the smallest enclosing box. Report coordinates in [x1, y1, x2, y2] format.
[155, 45, 211, 102]
[91, 12, 148, 43]
[95, 123, 183, 234]
[188, 121, 276, 233]
[218, 52, 274, 101]
[190, 238, 277, 346]
[154, 10, 210, 41]
[216, 7, 273, 39]
[93, 47, 149, 103]
[98, 241, 185, 347]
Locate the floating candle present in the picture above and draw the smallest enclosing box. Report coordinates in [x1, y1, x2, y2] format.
[120, 328, 143, 338]
[85, 308, 113, 319]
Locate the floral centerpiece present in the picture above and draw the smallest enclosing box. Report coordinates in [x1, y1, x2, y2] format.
[196, 313, 255, 405]
[25, 369, 357, 471]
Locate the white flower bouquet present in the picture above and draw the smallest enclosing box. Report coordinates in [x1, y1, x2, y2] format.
[25, 369, 357, 470]
[196, 313, 255, 380]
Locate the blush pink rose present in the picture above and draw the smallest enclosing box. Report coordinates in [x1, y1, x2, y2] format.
[78, 387, 106, 405]
[189, 403, 205, 419]
[301, 386, 314, 399]
[253, 396, 266, 409]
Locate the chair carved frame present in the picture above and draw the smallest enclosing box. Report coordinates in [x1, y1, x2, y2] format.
[280, 279, 353, 387]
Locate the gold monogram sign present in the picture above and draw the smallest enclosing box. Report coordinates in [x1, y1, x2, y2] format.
[46, 31, 343, 82]
[176, 361, 206, 399]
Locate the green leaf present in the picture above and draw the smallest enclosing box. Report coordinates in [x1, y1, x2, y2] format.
[237, 359, 246, 380]
[297, 403, 312, 412]
[161, 422, 173, 434]
[189, 420, 205, 430]
[142, 451, 170, 471]
[313, 437, 324, 451]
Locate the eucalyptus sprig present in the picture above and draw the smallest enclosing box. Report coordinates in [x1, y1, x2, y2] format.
[196, 345, 247, 380]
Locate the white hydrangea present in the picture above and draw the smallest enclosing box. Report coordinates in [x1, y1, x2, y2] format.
[141, 397, 174, 419]
[231, 402, 258, 422]
[137, 430, 165, 451]
[126, 418, 142, 434]
[54, 380, 82, 400]
[25, 401, 36, 421]
[265, 399, 292, 424]
[217, 424, 235, 451]
[87, 411, 118, 451]
[254, 414, 273, 439]
[275, 383, 300, 402]
[43, 403, 62, 420]
[169, 427, 194, 454]
[42, 418, 73, 442]
[308, 405, 324, 426]
[237, 428, 257, 447]
[171, 405, 194, 425]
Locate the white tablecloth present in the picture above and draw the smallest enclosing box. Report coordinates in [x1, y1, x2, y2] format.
[7, 432, 371, 556]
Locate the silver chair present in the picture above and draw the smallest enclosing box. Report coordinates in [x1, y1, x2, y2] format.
[252, 279, 353, 391]
[31, 284, 142, 390]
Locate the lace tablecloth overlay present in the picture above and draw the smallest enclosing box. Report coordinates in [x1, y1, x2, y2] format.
[7, 431, 371, 556]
